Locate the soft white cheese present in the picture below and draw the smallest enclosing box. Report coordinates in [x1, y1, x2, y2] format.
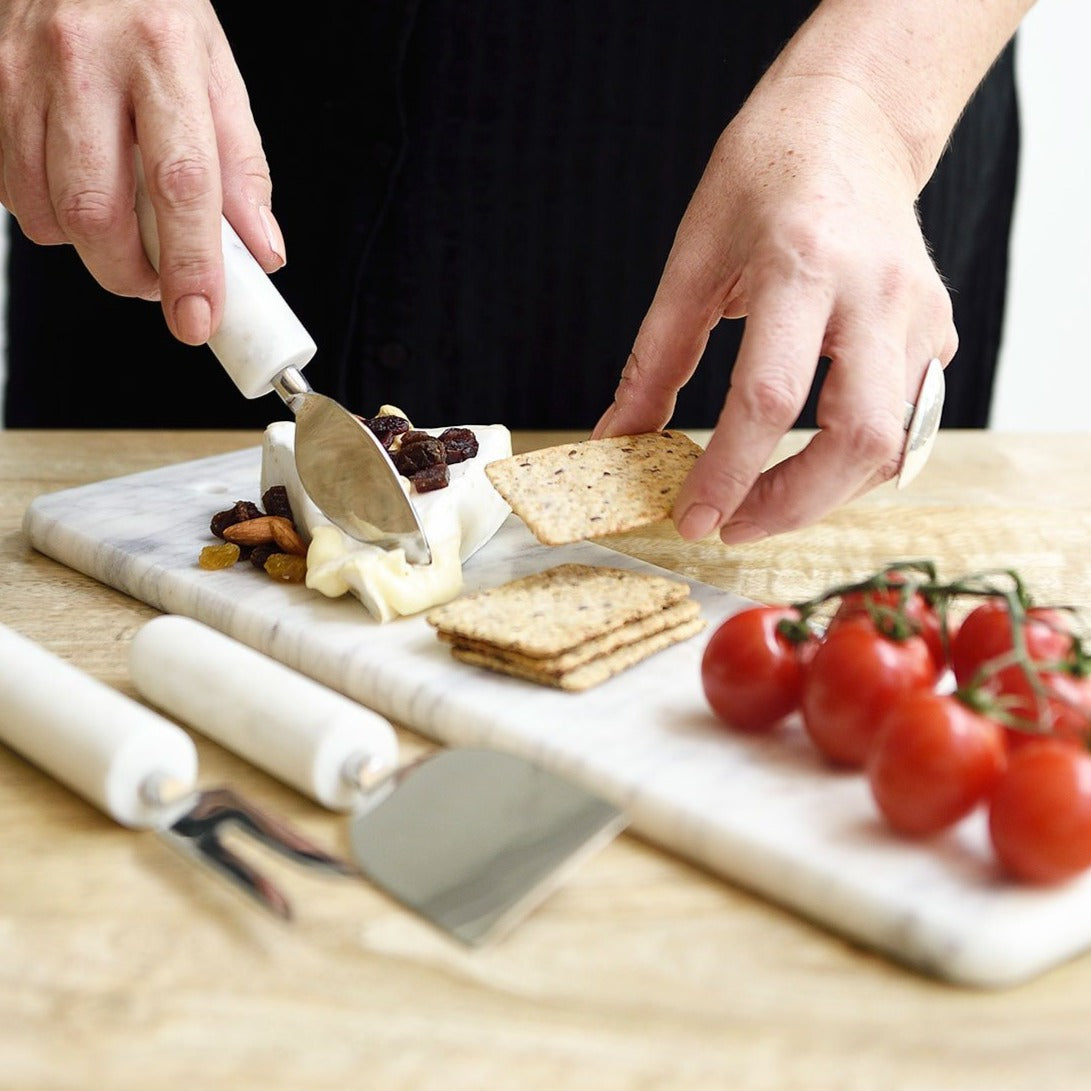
[260, 420, 512, 622]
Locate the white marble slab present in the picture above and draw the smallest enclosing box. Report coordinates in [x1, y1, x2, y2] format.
[23, 446, 1091, 988]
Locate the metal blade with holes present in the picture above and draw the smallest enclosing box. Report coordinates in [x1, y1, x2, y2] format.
[0, 621, 353, 922]
[129, 617, 629, 945]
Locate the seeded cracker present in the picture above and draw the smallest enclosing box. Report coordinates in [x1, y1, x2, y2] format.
[484, 431, 703, 546]
[451, 617, 707, 692]
[426, 563, 693, 658]
[440, 597, 702, 672]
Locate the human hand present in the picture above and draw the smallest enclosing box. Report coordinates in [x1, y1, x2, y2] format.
[592, 74, 957, 545]
[0, 0, 283, 346]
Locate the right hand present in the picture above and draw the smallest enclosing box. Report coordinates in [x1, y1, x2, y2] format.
[0, 0, 284, 346]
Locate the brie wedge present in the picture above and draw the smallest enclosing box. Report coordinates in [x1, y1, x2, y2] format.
[260, 420, 512, 622]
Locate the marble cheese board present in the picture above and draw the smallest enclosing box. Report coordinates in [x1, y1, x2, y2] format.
[23, 445, 1091, 989]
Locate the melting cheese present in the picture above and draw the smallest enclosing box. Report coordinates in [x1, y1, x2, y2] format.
[260, 420, 512, 622]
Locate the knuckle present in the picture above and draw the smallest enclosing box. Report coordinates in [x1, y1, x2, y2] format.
[611, 349, 678, 419]
[130, 6, 199, 58]
[40, 9, 92, 59]
[737, 372, 804, 428]
[151, 155, 217, 211]
[53, 188, 124, 241]
[944, 325, 960, 362]
[763, 215, 841, 287]
[842, 412, 903, 468]
[705, 459, 756, 499]
[237, 152, 273, 190]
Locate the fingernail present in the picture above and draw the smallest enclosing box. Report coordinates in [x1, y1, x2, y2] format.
[719, 520, 767, 545]
[174, 294, 213, 345]
[677, 503, 722, 541]
[260, 205, 286, 267]
[591, 403, 616, 439]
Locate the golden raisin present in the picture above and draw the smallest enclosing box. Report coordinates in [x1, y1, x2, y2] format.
[198, 542, 241, 570]
[263, 552, 307, 583]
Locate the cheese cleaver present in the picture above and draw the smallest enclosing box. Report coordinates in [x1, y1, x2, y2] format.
[129, 616, 629, 945]
[133, 163, 430, 565]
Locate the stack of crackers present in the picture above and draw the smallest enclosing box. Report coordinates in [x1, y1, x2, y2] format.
[426, 563, 706, 691]
[484, 430, 704, 545]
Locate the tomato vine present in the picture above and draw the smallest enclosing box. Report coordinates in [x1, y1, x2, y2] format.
[700, 561, 1091, 885]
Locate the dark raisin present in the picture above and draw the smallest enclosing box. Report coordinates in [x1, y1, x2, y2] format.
[209, 510, 236, 539]
[249, 542, 278, 570]
[411, 463, 450, 492]
[209, 499, 263, 539]
[364, 414, 411, 449]
[438, 426, 478, 464]
[394, 436, 446, 476]
[262, 484, 294, 520]
[399, 429, 434, 447]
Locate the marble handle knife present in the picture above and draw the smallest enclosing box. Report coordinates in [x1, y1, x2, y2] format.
[0, 621, 354, 919]
[132, 154, 431, 565]
[129, 615, 399, 812]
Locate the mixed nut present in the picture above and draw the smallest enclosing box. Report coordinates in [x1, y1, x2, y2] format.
[200, 485, 307, 582]
[197, 412, 482, 583]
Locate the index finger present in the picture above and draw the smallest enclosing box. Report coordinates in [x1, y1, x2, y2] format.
[673, 287, 828, 540]
[132, 67, 224, 346]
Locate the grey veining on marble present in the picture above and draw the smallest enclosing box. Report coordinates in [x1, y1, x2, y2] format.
[22, 446, 1091, 988]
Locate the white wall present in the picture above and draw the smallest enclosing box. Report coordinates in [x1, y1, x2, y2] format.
[991, 0, 1091, 428]
[0, 2, 1086, 429]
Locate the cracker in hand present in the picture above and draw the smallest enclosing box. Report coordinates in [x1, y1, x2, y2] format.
[484, 431, 703, 546]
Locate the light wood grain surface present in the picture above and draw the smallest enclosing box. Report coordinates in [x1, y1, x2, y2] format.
[3, 428, 1091, 1091]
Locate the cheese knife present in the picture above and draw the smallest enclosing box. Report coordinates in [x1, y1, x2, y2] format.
[133, 157, 431, 564]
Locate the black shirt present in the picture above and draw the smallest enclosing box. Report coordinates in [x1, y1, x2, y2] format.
[3, 2, 1019, 429]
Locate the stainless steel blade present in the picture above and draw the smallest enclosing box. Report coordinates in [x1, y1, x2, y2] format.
[133, 154, 430, 566]
[348, 748, 628, 946]
[275, 369, 431, 565]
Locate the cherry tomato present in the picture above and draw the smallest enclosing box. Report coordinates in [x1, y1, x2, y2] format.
[992, 667, 1091, 751]
[867, 691, 1006, 836]
[951, 599, 1075, 689]
[701, 606, 812, 733]
[800, 616, 935, 768]
[988, 739, 1091, 884]
[834, 582, 946, 675]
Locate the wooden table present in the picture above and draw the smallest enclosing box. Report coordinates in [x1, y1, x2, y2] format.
[3, 429, 1091, 1091]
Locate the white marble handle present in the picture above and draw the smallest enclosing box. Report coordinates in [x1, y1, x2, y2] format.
[129, 616, 399, 811]
[133, 154, 317, 399]
[0, 622, 198, 829]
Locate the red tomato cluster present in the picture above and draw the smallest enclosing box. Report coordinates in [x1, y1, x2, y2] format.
[700, 565, 1091, 885]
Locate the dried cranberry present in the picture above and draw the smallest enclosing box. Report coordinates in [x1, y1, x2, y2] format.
[394, 436, 446, 477]
[438, 427, 478, 464]
[363, 414, 411, 449]
[399, 429, 434, 448]
[411, 463, 450, 492]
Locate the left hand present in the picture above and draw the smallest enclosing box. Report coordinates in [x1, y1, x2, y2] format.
[593, 73, 957, 545]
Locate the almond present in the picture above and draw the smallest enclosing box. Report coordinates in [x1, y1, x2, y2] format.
[269, 516, 307, 556]
[223, 514, 307, 555]
[222, 515, 280, 546]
